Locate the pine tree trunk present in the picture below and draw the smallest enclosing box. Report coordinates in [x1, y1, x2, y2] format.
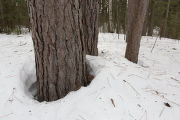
[27, 0, 88, 102]
[82, 0, 99, 56]
[125, 0, 149, 63]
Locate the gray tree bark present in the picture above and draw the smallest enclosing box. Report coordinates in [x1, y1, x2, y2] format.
[125, 0, 149, 63]
[27, 0, 90, 102]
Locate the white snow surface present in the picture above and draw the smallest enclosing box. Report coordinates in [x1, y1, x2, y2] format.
[0, 33, 180, 120]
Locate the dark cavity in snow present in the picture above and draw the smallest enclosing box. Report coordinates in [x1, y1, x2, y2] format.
[20, 59, 94, 101]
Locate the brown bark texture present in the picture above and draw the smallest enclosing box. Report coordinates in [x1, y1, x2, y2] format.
[27, 0, 89, 102]
[125, 0, 149, 63]
[82, 0, 99, 56]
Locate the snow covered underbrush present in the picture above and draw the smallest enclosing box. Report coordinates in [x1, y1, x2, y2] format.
[0, 33, 180, 120]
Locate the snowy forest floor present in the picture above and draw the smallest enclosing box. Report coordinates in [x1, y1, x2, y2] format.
[0, 33, 180, 120]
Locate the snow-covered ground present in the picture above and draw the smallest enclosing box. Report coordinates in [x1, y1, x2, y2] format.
[0, 33, 180, 120]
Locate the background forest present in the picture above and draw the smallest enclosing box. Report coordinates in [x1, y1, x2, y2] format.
[0, 0, 180, 39]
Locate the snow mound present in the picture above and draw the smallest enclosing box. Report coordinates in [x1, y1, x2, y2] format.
[20, 58, 37, 99]
[0, 33, 180, 120]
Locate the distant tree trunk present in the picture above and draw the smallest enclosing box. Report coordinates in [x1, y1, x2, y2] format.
[142, 6, 149, 36]
[82, 0, 99, 56]
[108, 0, 113, 32]
[116, 1, 120, 35]
[124, 0, 128, 41]
[125, 0, 149, 63]
[173, 13, 179, 39]
[142, 0, 150, 36]
[27, 0, 89, 102]
[160, 0, 171, 38]
[147, 0, 155, 36]
[0, 0, 4, 32]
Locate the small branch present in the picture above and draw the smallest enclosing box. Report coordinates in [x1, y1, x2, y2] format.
[110, 98, 115, 107]
[151, 36, 159, 53]
[128, 74, 146, 80]
[139, 110, 147, 120]
[145, 90, 180, 107]
[159, 107, 165, 117]
[123, 80, 140, 96]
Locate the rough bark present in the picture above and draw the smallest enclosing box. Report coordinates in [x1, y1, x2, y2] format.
[82, 0, 99, 56]
[125, 0, 149, 63]
[27, 0, 88, 102]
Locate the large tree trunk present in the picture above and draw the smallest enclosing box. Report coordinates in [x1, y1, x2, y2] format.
[27, 0, 89, 102]
[125, 0, 149, 63]
[82, 0, 99, 56]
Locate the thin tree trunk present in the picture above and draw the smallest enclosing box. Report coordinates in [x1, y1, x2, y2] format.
[0, 0, 4, 32]
[124, 0, 128, 41]
[142, 9, 148, 36]
[125, 0, 149, 63]
[82, 0, 99, 56]
[108, 0, 113, 33]
[164, 0, 171, 37]
[147, 0, 155, 36]
[27, 0, 88, 102]
[142, 0, 150, 36]
[160, 0, 171, 38]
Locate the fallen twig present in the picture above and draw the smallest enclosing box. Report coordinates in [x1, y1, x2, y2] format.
[159, 107, 165, 117]
[128, 74, 146, 80]
[8, 88, 16, 103]
[151, 36, 159, 53]
[145, 90, 180, 107]
[123, 80, 140, 96]
[110, 98, 115, 107]
[139, 110, 147, 120]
